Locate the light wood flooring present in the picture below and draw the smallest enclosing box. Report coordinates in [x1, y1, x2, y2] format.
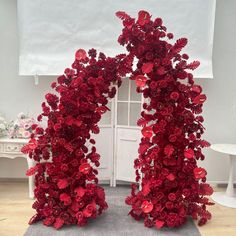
[0, 181, 236, 236]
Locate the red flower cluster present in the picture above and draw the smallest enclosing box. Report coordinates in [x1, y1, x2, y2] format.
[116, 10, 213, 228]
[22, 49, 133, 229]
[22, 9, 213, 230]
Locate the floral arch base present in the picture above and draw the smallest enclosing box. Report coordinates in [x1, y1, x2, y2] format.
[22, 11, 213, 230]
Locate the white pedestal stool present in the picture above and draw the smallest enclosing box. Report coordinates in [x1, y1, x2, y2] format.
[211, 144, 236, 208]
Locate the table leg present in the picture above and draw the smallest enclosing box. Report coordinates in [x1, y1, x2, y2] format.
[26, 157, 35, 199]
[226, 155, 236, 197]
[211, 154, 236, 208]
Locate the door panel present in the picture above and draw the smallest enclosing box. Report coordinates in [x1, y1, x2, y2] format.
[115, 79, 142, 184]
[116, 128, 140, 182]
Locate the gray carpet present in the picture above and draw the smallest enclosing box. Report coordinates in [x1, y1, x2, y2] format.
[24, 186, 201, 236]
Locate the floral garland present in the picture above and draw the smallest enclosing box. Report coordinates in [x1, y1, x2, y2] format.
[22, 10, 213, 230]
[116, 11, 213, 228]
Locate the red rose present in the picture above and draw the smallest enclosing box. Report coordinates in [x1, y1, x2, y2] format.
[59, 193, 71, 205]
[164, 145, 174, 156]
[57, 179, 68, 189]
[53, 218, 64, 230]
[166, 173, 175, 181]
[142, 62, 153, 74]
[75, 187, 86, 197]
[170, 92, 179, 101]
[168, 193, 176, 201]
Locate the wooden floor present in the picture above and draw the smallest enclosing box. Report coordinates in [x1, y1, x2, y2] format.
[0, 181, 236, 236]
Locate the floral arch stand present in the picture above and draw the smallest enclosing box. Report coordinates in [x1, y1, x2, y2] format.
[22, 11, 213, 230]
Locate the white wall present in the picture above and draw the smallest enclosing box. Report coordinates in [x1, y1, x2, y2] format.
[0, 0, 236, 182]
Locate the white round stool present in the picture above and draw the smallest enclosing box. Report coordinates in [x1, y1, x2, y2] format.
[211, 144, 236, 208]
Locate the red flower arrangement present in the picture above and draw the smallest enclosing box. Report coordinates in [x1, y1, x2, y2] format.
[116, 10, 213, 228]
[22, 9, 213, 230]
[22, 49, 133, 229]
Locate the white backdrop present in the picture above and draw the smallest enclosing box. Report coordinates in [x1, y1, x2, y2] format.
[17, 0, 216, 78]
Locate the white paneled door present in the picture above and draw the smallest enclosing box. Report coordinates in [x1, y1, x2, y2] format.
[94, 79, 142, 186]
[113, 79, 142, 186]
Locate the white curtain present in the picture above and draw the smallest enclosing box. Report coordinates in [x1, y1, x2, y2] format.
[17, 0, 216, 78]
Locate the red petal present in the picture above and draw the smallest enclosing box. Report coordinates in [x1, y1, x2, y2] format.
[142, 62, 153, 74]
[53, 218, 64, 230]
[135, 75, 147, 88]
[184, 148, 194, 159]
[75, 49, 87, 61]
[26, 166, 38, 176]
[137, 10, 151, 26]
[141, 126, 153, 138]
[75, 187, 86, 197]
[193, 94, 206, 104]
[57, 179, 68, 189]
[155, 220, 165, 229]
[79, 163, 91, 174]
[166, 173, 175, 181]
[141, 200, 153, 213]
[95, 106, 110, 115]
[194, 167, 207, 179]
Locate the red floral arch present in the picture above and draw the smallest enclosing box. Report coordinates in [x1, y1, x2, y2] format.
[22, 10, 213, 230]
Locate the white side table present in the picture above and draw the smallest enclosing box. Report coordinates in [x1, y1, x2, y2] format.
[0, 138, 35, 198]
[211, 144, 236, 208]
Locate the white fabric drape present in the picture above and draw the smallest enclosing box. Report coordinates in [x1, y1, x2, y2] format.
[17, 0, 216, 78]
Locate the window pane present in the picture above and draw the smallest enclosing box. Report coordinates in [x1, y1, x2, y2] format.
[117, 102, 128, 125]
[99, 101, 112, 125]
[130, 103, 141, 126]
[130, 80, 141, 101]
[118, 78, 129, 101]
